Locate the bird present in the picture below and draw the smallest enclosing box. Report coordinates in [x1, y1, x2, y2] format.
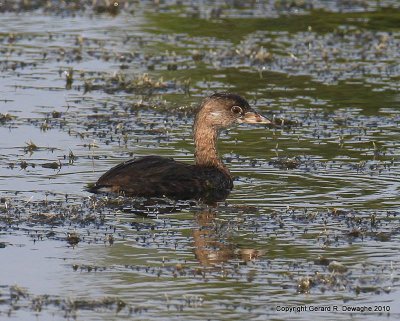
[89, 92, 270, 203]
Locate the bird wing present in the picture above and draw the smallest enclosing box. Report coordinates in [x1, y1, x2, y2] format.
[92, 155, 230, 201]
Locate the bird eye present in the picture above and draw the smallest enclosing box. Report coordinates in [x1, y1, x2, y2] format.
[231, 106, 243, 115]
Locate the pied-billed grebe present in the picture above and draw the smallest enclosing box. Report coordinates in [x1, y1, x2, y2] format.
[90, 93, 270, 202]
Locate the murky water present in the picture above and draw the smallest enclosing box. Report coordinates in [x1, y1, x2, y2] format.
[1, 1, 400, 320]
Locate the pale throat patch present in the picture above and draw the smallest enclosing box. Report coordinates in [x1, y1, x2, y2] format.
[210, 111, 222, 119]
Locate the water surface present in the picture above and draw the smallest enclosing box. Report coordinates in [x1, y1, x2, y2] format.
[1, 1, 400, 320]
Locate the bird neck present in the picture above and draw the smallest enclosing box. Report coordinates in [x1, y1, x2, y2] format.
[193, 118, 226, 171]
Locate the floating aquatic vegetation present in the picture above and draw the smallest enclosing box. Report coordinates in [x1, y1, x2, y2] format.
[0, 113, 15, 123]
[41, 161, 61, 169]
[82, 72, 191, 95]
[64, 68, 74, 90]
[269, 156, 301, 169]
[24, 141, 38, 154]
[0, 0, 131, 15]
[66, 232, 80, 246]
[1, 284, 137, 319]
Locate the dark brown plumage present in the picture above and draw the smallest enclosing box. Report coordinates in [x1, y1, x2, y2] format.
[89, 93, 270, 203]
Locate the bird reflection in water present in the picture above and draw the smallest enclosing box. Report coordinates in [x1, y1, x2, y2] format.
[192, 209, 263, 266]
